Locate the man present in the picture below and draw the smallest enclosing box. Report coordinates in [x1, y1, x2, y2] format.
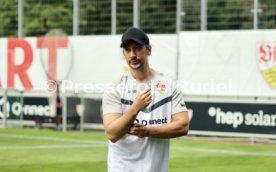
[102, 27, 189, 172]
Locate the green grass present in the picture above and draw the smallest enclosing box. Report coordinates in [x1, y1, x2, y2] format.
[0, 128, 276, 172]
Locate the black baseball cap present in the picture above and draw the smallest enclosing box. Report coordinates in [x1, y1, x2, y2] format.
[120, 27, 149, 47]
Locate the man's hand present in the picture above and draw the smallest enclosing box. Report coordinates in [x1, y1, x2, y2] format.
[128, 123, 148, 138]
[132, 88, 152, 111]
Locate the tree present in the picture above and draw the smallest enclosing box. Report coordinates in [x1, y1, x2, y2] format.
[24, 0, 73, 36]
[1, 0, 276, 37]
[140, 0, 177, 33]
[116, 0, 133, 34]
[0, 0, 18, 37]
[79, 0, 111, 35]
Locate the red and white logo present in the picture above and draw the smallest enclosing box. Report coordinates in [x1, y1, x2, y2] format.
[155, 80, 167, 94]
[257, 43, 276, 88]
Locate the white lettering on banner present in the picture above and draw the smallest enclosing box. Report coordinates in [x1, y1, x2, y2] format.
[208, 107, 276, 128]
[208, 107, 243, 128]
[11, 102, 22, 116]
[0, 97, 10, 118]
[23, 105, 52, 117]
[0, 98, 54, 118]
[245, 111, 276, 127]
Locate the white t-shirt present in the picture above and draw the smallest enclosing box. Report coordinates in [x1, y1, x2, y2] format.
[102, 70, 187, 172]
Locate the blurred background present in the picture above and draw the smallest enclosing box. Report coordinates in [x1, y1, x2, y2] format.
[0, 0, 276, 140]
[1, 0, 276, 37]
[1, 1, 276, 172]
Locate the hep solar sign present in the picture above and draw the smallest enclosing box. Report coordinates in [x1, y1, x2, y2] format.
[187, 101, 276, 135]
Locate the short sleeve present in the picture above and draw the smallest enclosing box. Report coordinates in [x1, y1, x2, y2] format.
[171, 81, 188, 115]
[102, 82, 122, 115]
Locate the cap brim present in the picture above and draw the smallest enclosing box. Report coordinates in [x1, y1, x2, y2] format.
[120, 38, 145, 47]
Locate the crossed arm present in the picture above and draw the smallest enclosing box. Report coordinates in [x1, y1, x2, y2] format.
[103, 89, 189, 143]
